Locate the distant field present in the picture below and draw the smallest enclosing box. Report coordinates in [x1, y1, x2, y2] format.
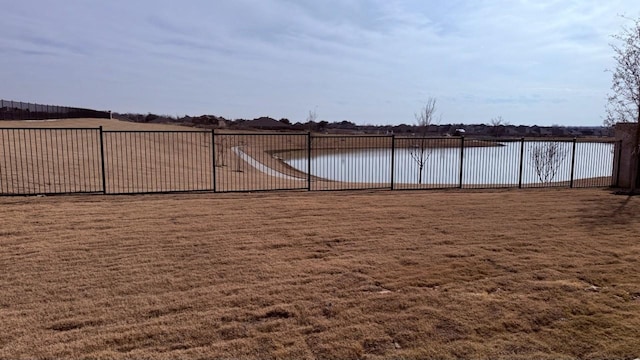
[0, 118, 399, 193]
[0, 119, 311, 193]
[0, 118, 193, 130]
[1, 189, 639, 359]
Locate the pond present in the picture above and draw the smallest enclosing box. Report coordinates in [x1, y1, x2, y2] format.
[283, 141, 615, 185]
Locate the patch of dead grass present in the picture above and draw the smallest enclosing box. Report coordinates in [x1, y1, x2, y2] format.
[1, 189, 639, 359]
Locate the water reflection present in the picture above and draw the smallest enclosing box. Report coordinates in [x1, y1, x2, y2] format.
[284, 142, 614, 185]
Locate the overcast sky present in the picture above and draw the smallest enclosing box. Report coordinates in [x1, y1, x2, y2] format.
[1, 1, 639, 126]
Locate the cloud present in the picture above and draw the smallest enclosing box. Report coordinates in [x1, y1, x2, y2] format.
[485, 95, 567, 105]
[1, 46, 56, 57]
[17, 34, 89, 56]
[0, 0, 638, 125]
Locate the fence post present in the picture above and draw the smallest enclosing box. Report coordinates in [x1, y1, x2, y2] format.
[390, 135, 395, 190]
[616, 140, 622, 187]
[611, 140, 622, 187]
[99, 126, 107, 194]
[211, 129, 217, 192]
[459, 136, 465, 188]
[569, 138, 577, 188]
[307, 132, 312, 191]
[518, 138, 525, 188]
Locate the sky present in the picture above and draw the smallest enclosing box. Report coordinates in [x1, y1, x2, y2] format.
[1, 1, 639, 126]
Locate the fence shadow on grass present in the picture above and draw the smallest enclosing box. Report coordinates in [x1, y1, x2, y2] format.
[576, 190, 639, 229]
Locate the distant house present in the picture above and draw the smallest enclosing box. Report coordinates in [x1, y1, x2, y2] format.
[243, 117, 291, 130]
[453, 128, 465, 136]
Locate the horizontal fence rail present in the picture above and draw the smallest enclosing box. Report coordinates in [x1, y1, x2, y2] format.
[0, 127, 620, 196]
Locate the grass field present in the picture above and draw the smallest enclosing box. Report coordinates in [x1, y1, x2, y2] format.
[1, 188, 639, 359]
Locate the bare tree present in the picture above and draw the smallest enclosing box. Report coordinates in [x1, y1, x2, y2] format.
[215, 136, 229, 167]
[234, 139, 246, 173]
[490, 116, 509, 137]
[306, 108, 318, 131]
[605, 16, 640, 192]
[307, 108, 318, 123]
[409, 97, 439, 184]
[529, 142, 568, 184]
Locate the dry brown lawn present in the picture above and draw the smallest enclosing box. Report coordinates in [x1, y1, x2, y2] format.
[1, 188, 639, 359]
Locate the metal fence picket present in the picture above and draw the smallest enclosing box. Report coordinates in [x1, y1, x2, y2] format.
[0, 127, 621, 196]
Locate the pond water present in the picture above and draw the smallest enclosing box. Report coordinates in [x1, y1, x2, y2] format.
[283, 141, 614, 185]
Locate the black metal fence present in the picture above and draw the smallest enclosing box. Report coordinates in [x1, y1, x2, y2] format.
[0, 99, 110, 120]
[0, 128, 619, 196]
